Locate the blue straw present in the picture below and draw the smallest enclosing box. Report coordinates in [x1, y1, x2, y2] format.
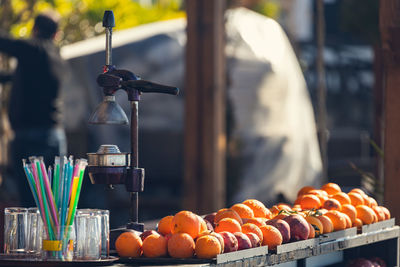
[22, 160, 40, 208]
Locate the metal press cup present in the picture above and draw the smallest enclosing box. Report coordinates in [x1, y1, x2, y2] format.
[3, 207, 27, 254]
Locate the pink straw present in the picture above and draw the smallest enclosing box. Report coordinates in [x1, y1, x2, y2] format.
[29, 159, 50, 239]
[40, 160, 60, 231]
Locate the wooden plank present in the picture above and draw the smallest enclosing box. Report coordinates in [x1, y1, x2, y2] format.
[380, 0, 400, 224]
[318, 228, 357, 243]
[216, 246, 268, 264]
[276, 239, 316, 254]
[184, 0, 227, 213]
[361, 218, 395, 234]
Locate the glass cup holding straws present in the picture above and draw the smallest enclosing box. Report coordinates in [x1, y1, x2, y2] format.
[22, 156, 88, 261]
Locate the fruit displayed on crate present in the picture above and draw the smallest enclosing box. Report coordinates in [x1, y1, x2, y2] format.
[114, 183, 392, 260]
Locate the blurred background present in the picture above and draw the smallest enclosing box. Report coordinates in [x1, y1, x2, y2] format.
[0, 0, 381, 229]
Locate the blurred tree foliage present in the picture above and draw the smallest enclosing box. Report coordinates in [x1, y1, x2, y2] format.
[0, 0, 183, 188]
[0, 0, 184, 46]
[254, 0, 280, 19]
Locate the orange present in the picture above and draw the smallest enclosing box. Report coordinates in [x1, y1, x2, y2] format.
[292, 205, 302, 212]
[321, 183, 342, 195]
[317, 195, 329, 206]
[115, 231, 143, 258]
[356, 205, 375, 225]
[380, 206, 391, 220]
[158, 215, 174, 235]
[323, 198, 342, 211]
[269, 205, 280, 215]
[372, 211, 378, 223]
[350, 188, 366, 197]
[300, 194, 322, 210]
[341, 204, 357, 224]
[331, 192, 351, 206]
[307, 190, 329, 204]
[305, 216, 324, 235]
[195, 235, 221, 259]
[209, 232, 224, 253]
[198, 216, 208, 233]
[297, 186, 315, 197]
[231, 203, 255, 219]
[214, 218, 242, 233]
[142, 234, 167, 258]
[270, 204, 291, 215]
[243, 199, 272, 219]
[171, 210, 201, 239]
[198, 230, 212, 237]
[241, 223, 263, 243]
[277, 203, 292, 211]
[308, 222, 315, 238]
[167, 233, 195, 258]
[348, 192, 364, 206]
[214, 208, 243, 225]
[369, 197, 378, 208]
[325, 211, 346, 231]
[307, 189, 324, 196]
[242, 217, 266, 227]
[363, 196, 371, 207]
[341, 213, 352, 228]
[318, 209, 328, 215]
[259, 225, 283, 250]
[354, 218, 363, 228]
[317, 215, 333, 233]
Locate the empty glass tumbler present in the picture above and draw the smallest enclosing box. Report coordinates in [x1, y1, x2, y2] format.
[26, 207, 43, 255]
[97, 209, 110, 258]
[75, 209, 102, 260]
[3, 207, 27, 254]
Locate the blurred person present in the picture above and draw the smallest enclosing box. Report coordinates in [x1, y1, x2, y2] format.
[0, 12, 67, 207]
[225, 0, 323, 205]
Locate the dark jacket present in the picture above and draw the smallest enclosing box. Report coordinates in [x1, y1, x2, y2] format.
[0, 33, 65, 130]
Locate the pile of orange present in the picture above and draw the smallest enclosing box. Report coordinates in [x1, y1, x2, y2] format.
[293, 183, 391, 234]
[115, 183, 392, 259]
[115, 199, 281, 259]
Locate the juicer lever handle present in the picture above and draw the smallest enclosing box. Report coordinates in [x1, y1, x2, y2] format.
[122, 80, 179, 95]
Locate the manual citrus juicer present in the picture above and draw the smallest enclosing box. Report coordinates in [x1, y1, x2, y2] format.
[87, 10, 179, 233]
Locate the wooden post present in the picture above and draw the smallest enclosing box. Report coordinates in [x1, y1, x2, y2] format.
[184, 0, 226, 214]
[381, 0, 400, 221]
[316, 0, 328, 181]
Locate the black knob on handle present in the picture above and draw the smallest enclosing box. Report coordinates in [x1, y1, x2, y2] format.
[122, 80, 179, 95]
[103, 10, 115, 28]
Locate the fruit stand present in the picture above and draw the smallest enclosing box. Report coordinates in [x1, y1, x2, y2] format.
[110, 220, 398, 267]
[102, 183, 396, 267]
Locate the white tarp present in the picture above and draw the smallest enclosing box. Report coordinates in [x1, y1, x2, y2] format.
[61, 7, 322, 208]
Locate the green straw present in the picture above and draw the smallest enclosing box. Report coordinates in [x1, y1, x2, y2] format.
[66, 169, 85, 227]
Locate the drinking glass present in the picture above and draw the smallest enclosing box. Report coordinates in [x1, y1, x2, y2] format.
[74, 209, 101, 260]
[26, 207, 43, 256]
[97, 209, 110, 258]
[3, 207, 27, 254]
[42, 225, 75, 261]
